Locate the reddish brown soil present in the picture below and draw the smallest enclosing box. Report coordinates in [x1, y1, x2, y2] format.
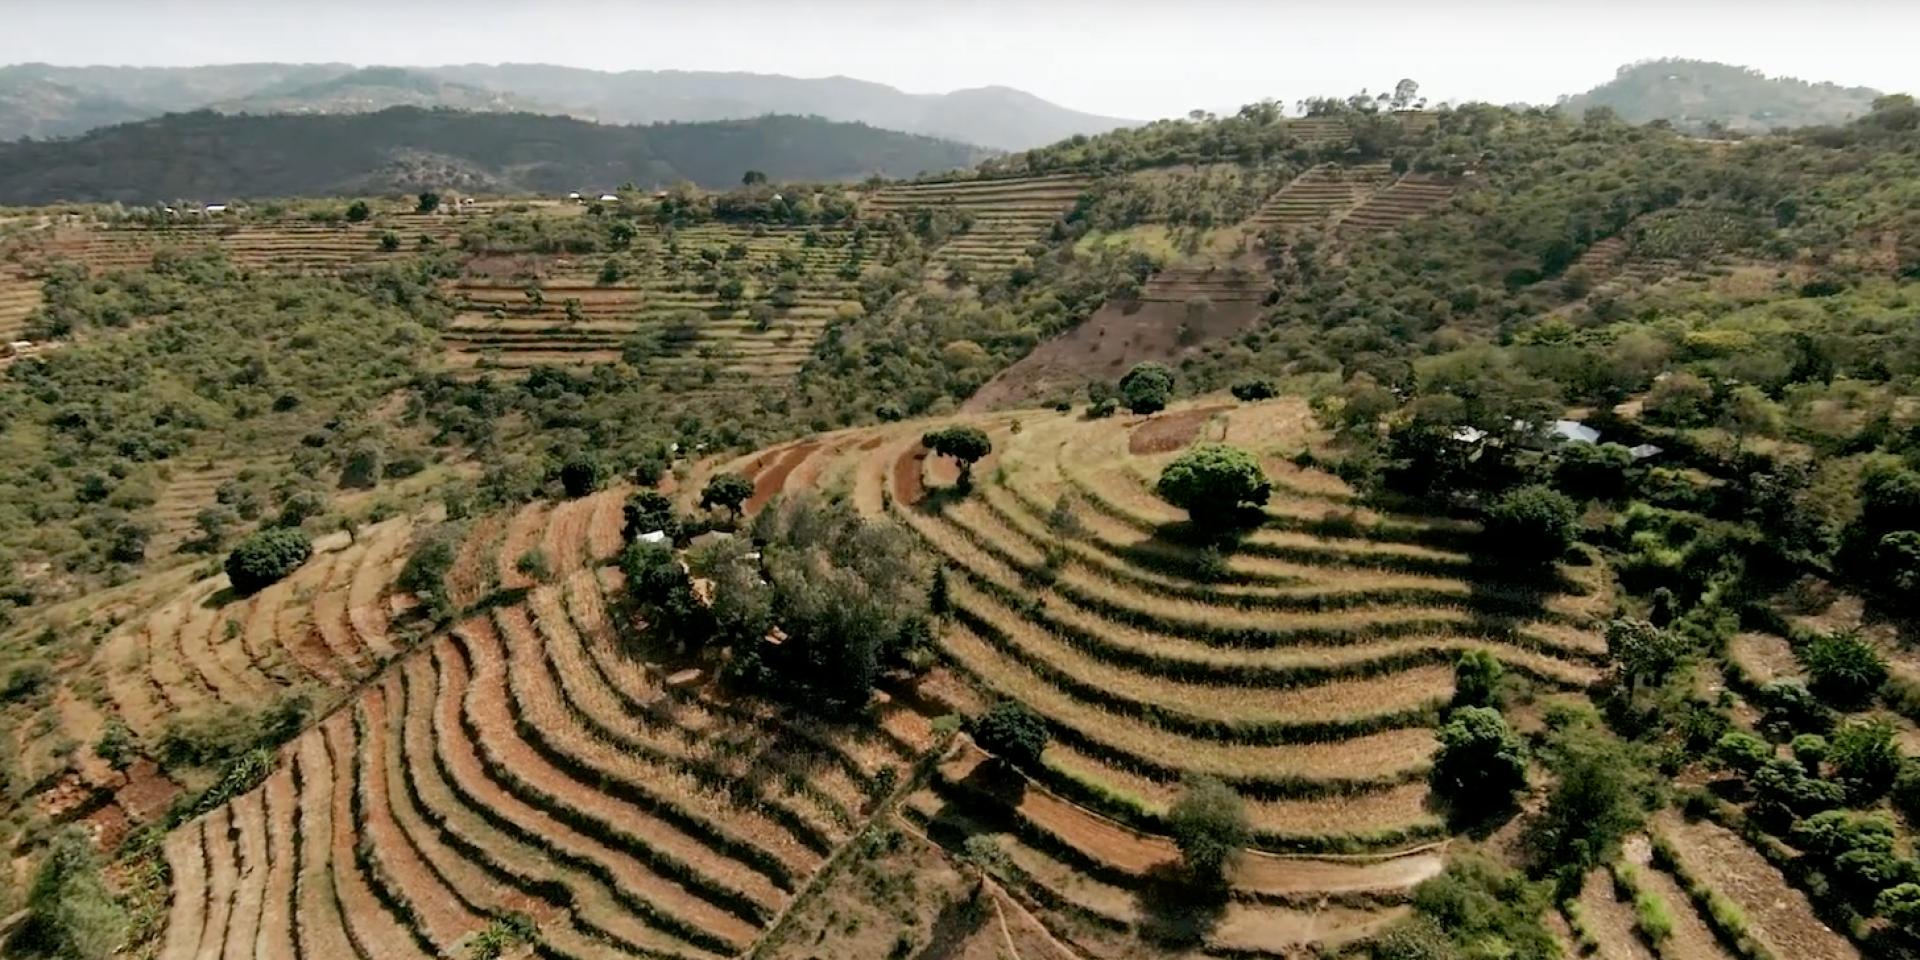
[892, 444, 928, 506]
[965, 296, 1262, 412]
[747, 441, 820, 514]
[940, 743, 1441, 896]
[1127, 404, 1234, 454]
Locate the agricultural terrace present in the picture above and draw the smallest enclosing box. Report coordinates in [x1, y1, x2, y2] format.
[865, 174, 1092, 278]
[0, 264, 39, 343]
[695, 397, 1610, 955]
[1336, 173, 1462, 234]
[441, 223, 868, 387]
[14, 217, 467, 276]
[156, 489, 937, 960]
[1246, 162, 1394, 233]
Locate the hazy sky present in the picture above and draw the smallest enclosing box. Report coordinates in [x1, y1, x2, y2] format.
[4, 0, 1916, 120]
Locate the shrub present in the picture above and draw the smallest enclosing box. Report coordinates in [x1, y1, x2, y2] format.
[1119, 361, 1173, 414]
[1893, 761, 1920, 824]
[1453, 650, 1504, 708]
[557, 453, 606, 498]
[345, 200, 370, 222]
[11, 829, 128, 960]
[1877, 882, 1920, 929]
[515, 549, 552, 584]
[1634, 888, 1674, 944]
[379, 231, 400, 252]
[1154, 444, 1272, 531]
[1715, 731, 1773, 774]
[972, 700, 1049, 769]
[1086, 398, 1117, 419]
[397, 527, 459, 618]
[1230, 378, 1277, 402]
[1483, 484, 1579, 564]
[1168, 774, 1248, 886]
[1801, 631, 1887, 709]
[1830, 718, 1902, 801]
[1791, 733, 1829, 769]
[224, 528, 312, 594]
[1555, 441, 1635, 500]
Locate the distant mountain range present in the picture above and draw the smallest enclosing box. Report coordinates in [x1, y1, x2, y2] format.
[0, 63, 1138, 150]
[0, 107, 990, 205]
[1557, 59, 1887, 133]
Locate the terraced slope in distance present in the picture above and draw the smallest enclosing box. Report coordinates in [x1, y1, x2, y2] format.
[1245, 162, 1394, 233]
[865, 174, 1092, 278]
[440, 223, 866, 386]
[1337, 174, 1460, 234]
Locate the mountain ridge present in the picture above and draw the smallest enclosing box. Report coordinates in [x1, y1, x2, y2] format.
[0, 62, 1137, 150]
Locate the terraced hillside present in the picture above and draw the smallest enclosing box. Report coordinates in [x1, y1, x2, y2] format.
[1245, 162, 1394, 233]
[1337, 173, 1461, 234]
[155, 503, 936, 960]
[0, 265, 39, 343]
[14, 217, 468, 276]
[440, 223, 865, 385]
[677, 398, 1608, 954]
[865, 174, 1091, 277]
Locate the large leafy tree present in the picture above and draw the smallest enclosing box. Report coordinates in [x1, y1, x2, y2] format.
[700, 473, 755, 521]
[1431, 706, 1527, 811]
[1168, 774, 1248, 887]
[921, 425, 992, 490]
[1155, 444, 1272, 531]
[224, 528, 312, 595]
[1120, 362, 1174, 414]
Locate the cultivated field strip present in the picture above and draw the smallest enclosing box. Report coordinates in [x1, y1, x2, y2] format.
[809, 400, 1602, 870]
[865, 175, 1091, 276]
[1337, 174, 1460, 233]
[0, 271, 41, 341]
[441, 224, 864, 383]
[92, 516, 416, 742]
[157, 545, 918, 957]
[21, 220, 466, 277]
[1246, 163, 1394, 232]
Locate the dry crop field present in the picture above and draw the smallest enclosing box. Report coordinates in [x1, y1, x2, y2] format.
[42, 395, 1851, 959]
[440, 223, 866, 388]
[864, 174, 1092, 278]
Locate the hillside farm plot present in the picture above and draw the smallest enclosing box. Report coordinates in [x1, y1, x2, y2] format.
[962, 268, 1269, 411]
[866, 174, 1092, 278]
[157, 559, 932, 960]
[1651, 811, 1861, 960]
[675, 397, 1605, 954]
[440, 224, 864, 385]
[1246, 162, 1393, 234]
[17, 217, 466, 276]
[1337, 174, 1460, 234]
[0, 268, 40, 342]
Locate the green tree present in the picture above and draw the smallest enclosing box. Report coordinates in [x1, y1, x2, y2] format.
[742, 170, 769, 185]
[1167, 774, 1248, 887]
[1120, 362, 1174, 414]
[700, 473, 755, 522]
[345, 199, 370, 222]
[1154, 444, 1272, 531]
[557, 453, 606, 498]
[416, 191, 441, 213]
[1453, 650, 1504, 708]
[379, 231, 400, 252]
[225, 528, 312, 595]
[921, 425, 992, 490]
[1555, 441, 1635, 500]
[973, 700, 1049, 769]
[1483, 484, 1579, 564]
[1527, 722, 1649, 887]
[13, 829, 128, 960]
[1607, 617, 1684, 694]
[622, 490, 678, 543]
[622, 541, 712, 648]
[1431, 706, 1527, 810]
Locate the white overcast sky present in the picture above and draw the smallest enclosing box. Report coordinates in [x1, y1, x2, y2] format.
[2, 0, 1915, 120]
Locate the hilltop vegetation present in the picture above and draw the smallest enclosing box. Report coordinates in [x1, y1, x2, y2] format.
[0, 107, 988, 204]
[1559, 58, 1886, 134]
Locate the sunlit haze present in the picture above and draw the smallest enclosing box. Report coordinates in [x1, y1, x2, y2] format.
[4, 0, 1917, 120]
